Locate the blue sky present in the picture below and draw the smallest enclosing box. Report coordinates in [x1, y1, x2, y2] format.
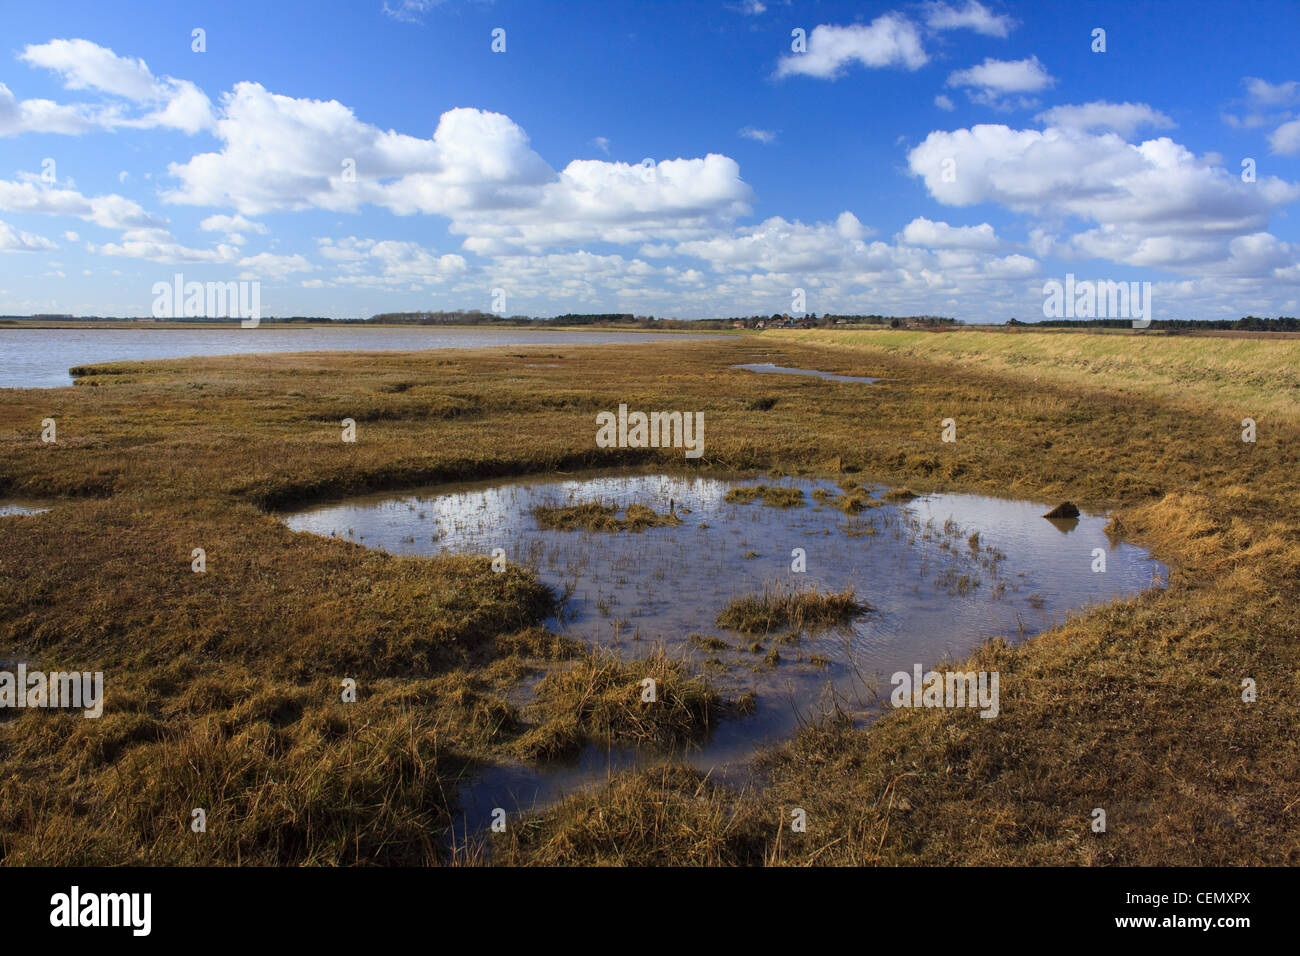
[1, 0, 1298, 321]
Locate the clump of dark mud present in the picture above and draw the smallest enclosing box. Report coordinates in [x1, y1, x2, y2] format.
[1043, 502, 1081, 519]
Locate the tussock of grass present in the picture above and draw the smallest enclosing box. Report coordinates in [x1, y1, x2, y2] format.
[492, 766, 768, 866]
[724, 484, 805, 508]
[689, 633, 731, 651]
[513, 715, 584, 761]
[494, 626, 584, 661]
[513, 648, 723, 758]
[812, 486, 880, 513]
[532, 500, 681, 532]
[881, 487, 919, 503]
[717, 586, 870, 634]
[0, 673, 466, 864]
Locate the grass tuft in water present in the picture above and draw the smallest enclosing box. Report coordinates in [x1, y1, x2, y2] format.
[881, 488, 919, 503]
[812, 487, 881, 514]
[514, 647, 723, 758]
[716, 586, 871, 635]
[724, 485, 805, 508]
[532, 500, 682, 533]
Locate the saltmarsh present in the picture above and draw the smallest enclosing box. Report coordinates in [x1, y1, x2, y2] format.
[280, 470, 1158, 834]
[0, 332, 1297, 865]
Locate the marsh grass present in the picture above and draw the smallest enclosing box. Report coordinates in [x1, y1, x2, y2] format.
[717, 586, 870, 635]
[881, 488, 919, 503]
[765, 327, 1300, 422]
[492, 766, 768, 866]
[514, 647, 723, 757]
[532, 500, 681, 533]
[2, 332, 1298, 865]
[724, 485, 805, 508]
[812, 486, 881, 513]
[688, 633, 731, 651]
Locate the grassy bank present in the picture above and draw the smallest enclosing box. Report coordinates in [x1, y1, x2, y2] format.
[764, 327, 1300, 423]
[1, 333, 1297, 865]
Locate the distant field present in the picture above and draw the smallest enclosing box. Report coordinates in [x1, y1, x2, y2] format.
[765, 328, 1300, 422]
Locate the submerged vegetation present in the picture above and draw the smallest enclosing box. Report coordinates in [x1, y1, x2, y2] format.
[0, 331, 1297, 865]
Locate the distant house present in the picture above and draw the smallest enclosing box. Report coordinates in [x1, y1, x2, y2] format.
[756, 320, 766, 329]
[732, 320, 745, 329]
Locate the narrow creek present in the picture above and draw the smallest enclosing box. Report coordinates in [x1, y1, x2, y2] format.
[731, 362, 881, 383]
[0, 500, 53, 518]
[280, 472, 1165, 840]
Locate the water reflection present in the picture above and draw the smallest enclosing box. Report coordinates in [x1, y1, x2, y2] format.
[0, 327, 720, 389]
[281, 471, 1164, 835]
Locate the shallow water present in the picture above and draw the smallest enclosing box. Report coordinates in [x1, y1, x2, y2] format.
[732, 362, 880, 383]
[280, 472, 1164, 837]
[0, 326, 715, 389]
[0, 499, 52, 517]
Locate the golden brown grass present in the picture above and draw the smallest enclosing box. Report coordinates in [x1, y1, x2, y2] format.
[765, 327, 1300, 423]
[531, 500, 681, 532]
[812, 486, 880, 513]
[513, 647, 723, 759]
[0, 331, 1297, 865]
[724, 484, 805, 507]
[716, 586, 870, 635]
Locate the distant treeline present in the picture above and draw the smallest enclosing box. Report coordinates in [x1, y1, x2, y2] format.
[716, 314, 958, 329]
[1023, 315, 1300, 332]
[6, 313, 1298, 331]
[365, 311, 958, 329]
[368, 310, 651, 326]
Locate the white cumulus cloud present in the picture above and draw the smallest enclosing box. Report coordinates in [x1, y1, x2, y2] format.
[19, 39, 214, 133]
[900, 217, 1001, 250]
[165, 85, 751, 252]
[948, 56, 1053, 109]
[0, 177, 165, 229]
[908, 123, 1300, 272]
[776, 15, 928, 80]
[1269, 118, 1300, 155]
[0, 219, 58, 251]
[1034, 101, 1175, 138]
[922, 2, 1015, 38]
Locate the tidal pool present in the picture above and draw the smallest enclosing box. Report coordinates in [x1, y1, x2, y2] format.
[281, 472, 1164, 837]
